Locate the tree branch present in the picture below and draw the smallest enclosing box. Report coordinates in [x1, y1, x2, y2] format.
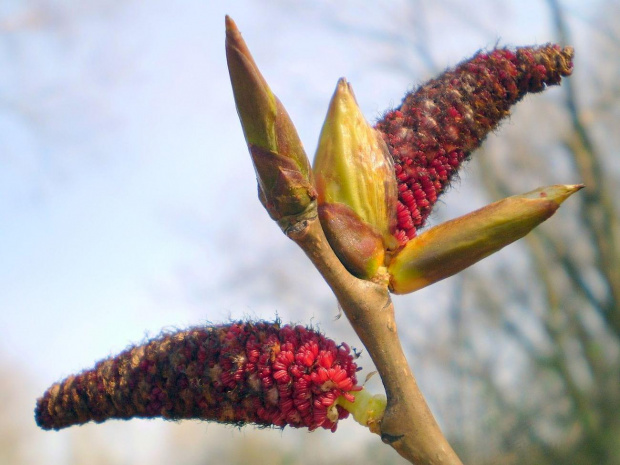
[282, 209, 463, 465]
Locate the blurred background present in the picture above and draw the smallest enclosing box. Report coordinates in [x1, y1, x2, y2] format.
[1, 0, 618, 464]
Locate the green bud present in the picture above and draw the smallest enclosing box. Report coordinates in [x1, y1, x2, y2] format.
[312, 79, 398, 279]
[388, 184, 584, 294]
[314, 78, 398, 246]
[225, 16, 315, 223]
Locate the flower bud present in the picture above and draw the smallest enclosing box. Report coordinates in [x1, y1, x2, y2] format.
[376, 44, 574, 244]
[225, 16, 316, 222]
[388, 184, 583, 294]
[313, 79, 398, 278]
[35, 321, 361, 432]
[315, 79, 398, 240]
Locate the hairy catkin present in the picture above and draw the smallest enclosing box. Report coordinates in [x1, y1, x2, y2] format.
[35, 321, 359, 432]
[375, 44, 574, 244]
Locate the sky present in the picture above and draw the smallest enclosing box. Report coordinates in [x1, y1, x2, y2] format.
[0, 0, 601, 463]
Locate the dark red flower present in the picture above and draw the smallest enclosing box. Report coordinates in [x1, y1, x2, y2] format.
[35, 321, 360, 432]
[375, 44, 574, 244]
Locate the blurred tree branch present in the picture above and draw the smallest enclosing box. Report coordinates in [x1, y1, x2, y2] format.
[547, 0, 620, 337]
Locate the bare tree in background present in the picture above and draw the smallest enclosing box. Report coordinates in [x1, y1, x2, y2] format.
[468, 1, 619, 462]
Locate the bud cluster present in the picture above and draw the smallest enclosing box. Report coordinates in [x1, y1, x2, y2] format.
[375, 44, 574, 244]
[36, 321, 360, 432]
[225, 17, 579, 291]
[35, 20, 581, 451]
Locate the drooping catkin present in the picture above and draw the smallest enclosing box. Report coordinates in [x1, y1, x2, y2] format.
[375, 44, 574, 244]
[35, 321, 360, 432]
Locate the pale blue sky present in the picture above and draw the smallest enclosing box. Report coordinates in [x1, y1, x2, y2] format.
[0, 0, 599, 463]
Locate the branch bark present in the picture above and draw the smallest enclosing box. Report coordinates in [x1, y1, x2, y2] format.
[281, 207, 464, 465]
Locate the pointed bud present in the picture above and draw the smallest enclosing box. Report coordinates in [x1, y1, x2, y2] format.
[35, 321, 361, 432]
[314, 79, 398, 241]
[313, 79, 398, 278]
[225, 16, 316, 222]
[388, 184, 583, 294]
[376, 44, 574, 244]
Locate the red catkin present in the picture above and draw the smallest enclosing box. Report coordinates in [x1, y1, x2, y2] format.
[35, 321, 360, 432]
[375, 44, 574, 244]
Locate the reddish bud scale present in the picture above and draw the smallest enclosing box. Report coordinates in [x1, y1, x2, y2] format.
[375, 44, 574, 244]
[35, 321, 360, 432]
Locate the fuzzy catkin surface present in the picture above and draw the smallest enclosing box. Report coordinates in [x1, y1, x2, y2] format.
[35, 321, 359, 432]
[375, 44, 574, 244]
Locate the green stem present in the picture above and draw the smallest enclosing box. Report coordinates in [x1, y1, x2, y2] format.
[336, 388, 387, 435]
